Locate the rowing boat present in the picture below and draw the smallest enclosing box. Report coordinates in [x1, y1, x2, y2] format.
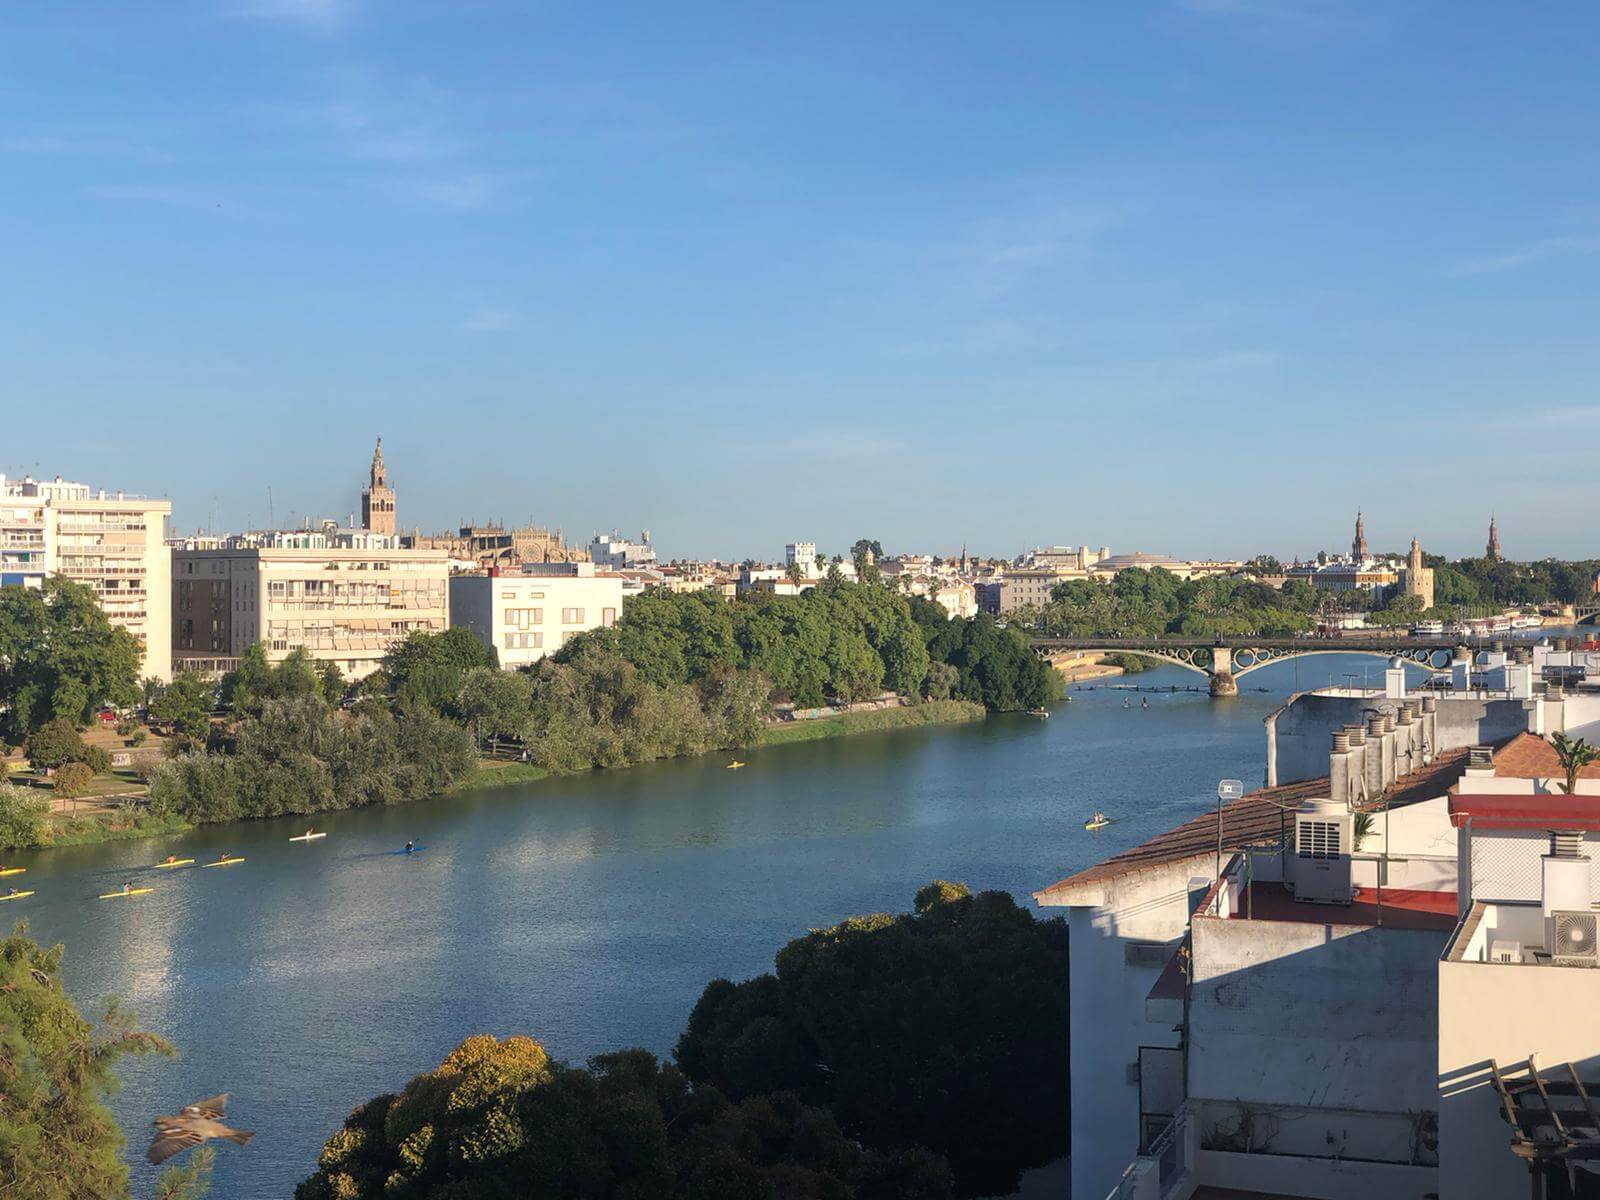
[0, 866, 25, 878]
[0, 890, 34, 901]
[99, 888, 154, 899]
[726, 761, 746, 770]
[154, 858, 195, 869]
[204, 857, 245, 868]
[288, 832, 327, 843]
[1084, 812, 1113, 832]
[390, 845, 425, 855]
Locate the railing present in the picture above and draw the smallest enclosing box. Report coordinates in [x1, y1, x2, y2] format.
[1104, 1104, 1195, 1200]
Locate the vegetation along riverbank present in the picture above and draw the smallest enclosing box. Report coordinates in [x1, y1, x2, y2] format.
[0, 578, 1053, 851]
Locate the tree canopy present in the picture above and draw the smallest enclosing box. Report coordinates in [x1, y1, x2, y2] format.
[674, 884, 1070, 1197]
[0, 577, 142, 740]
[0, 924, 174, 1199]
[296, 1037, 952, 1200]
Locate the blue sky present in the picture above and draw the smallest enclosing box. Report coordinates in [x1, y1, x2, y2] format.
[4, 1, 1598, 562]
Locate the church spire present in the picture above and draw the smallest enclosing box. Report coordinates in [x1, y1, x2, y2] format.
[1351, 511, 1368, 562]
[1487, 514, 1501, 562]
[361, 436, 396, 535]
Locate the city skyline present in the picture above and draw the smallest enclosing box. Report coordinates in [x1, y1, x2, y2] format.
[8, 3, 1600, 556]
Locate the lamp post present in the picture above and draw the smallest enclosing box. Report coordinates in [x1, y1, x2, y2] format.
[1217, 778, 1244, 896]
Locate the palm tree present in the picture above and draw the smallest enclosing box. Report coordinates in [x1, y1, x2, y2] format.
[1549, 731, 1600, 795]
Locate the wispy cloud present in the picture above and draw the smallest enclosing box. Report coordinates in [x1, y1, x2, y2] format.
[1450, 236, 1600, 277]
[461, 307, 515, 333]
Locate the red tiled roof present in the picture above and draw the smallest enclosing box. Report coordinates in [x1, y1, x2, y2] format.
[1490, 731, 1600, 779]
[1448, 791, 1600, 830]
[1034, 746, 1473, 905]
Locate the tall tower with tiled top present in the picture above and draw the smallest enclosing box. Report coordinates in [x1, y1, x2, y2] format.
[361, 437, 396, 535]
[1487, 515, 1501, 562]
[1351, 511, 1368, 562]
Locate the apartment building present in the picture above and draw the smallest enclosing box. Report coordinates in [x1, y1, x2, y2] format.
[1045, 678, 1600, 1200]
[448, 562, 623, 669]
[171, 538, 449, 680]
[0, 474, 173, 679]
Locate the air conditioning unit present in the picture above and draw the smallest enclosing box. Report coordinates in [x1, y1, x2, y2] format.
[1551, 911, 1600, 967]
[1290, 800, 1354, 904]
[1489, 940, 1523, 964]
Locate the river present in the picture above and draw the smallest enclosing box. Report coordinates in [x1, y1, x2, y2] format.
[7, 656, 1431, 1197]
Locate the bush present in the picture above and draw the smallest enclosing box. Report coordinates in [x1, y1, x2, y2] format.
[81, 746, 112, 775]
[26, 718, 86, 771]
[0, 783, 50, 848]
[127, 730, 147, 747]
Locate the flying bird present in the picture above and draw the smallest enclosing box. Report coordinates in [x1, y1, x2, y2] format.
[147, 1094, 255, 1164]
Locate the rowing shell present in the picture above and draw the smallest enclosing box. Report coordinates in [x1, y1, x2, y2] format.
[204, 857, 245, 868]
[100, 888, 154, 899]
[0, 867, 25, 878]
[288, 833, 327, 842]
[0, 891, 34, 901]
[154, 858, 195, 869]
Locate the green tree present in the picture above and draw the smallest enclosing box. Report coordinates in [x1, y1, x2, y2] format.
[0, 924, 175, 1199]
[296, 1035, 951, 1200]
[317, 661, 346, 705]
[383, 629, 497, 713]
[0, 784, 50, 849]
[456, 666, 532, 743]
[675, 884, 1069, 1197]
[0, 576, 141, 740]
[27, 718, 88, 771]
[54, 762, 95, 800]
[147, 673, 215, 740]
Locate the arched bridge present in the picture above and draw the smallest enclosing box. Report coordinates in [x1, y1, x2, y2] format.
[1031, 635, 1473, 696]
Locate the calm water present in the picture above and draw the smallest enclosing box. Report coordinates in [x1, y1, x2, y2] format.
[10, 657, 1386, 1198]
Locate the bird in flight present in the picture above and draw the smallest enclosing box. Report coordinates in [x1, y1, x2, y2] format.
[147, 1094, 255, 1164]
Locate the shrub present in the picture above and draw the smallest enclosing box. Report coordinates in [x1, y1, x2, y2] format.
[55, 762, 95, 800]
[0, 783, 50, 848]
[26, 718, 86, 771]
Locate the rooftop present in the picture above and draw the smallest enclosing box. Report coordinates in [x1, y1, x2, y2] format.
[1034, 746, 1474, 905]
[1489, 730, 1600, 779]
[1226, 882, 1458, 931]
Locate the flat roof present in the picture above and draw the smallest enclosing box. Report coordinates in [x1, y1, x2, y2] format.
[1449, 791, 1600, 831]
[1222, 883, 1458, 931]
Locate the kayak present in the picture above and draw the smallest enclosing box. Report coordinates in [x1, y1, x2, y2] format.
[391, 846, 425, 855]
[288, 833, 327, 843]
[154, 858, 195, 869]
[1084, 814, 1113, 831]
[204, 857, 245, 868]
[0, 891, 34, 901]
[726, 761, 746, 770]
[100, 888, 154, 899]
[0, 866, 25, 877]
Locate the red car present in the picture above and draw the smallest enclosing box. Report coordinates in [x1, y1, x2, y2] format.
[96, 709, 119, 725]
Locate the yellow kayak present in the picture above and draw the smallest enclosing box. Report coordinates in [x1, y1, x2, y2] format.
[0, 890, 34, 901]
[726, 761, 746, 770]
[1085, 814, 1113, 831]
[100, 888, 154, 900]
[204, 857, 245, 868]
[154, 858, 196, 869]
[0, 866, 25, 878]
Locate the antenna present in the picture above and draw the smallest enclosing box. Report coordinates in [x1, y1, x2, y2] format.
[267, 486, 275, 529]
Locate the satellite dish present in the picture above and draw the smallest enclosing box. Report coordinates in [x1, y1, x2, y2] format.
[1218, 779, 1245, 801]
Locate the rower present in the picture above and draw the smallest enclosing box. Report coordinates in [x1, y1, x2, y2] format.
[404, 840, 415, 853]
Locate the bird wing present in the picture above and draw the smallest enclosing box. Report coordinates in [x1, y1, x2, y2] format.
[148, 1122, 207, 1165]
[180, 1093, 228, 1119]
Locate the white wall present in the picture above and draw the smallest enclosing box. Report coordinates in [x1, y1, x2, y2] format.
[1438, 957, 1600, 1200]
[1050, 857, 1210, 1200]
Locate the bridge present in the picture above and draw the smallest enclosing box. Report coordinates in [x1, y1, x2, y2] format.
[1577, 606, 1600, 625]
[1031, 635, 1477, 696]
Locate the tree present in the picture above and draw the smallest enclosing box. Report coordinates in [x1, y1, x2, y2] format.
[383, 629, 497, 713]
[675, 884, 1069, 1197]
[851, 538, 884, 563]
[27, 718, 88, 771]
[0, 576, 142, 741]
[456, 666, 532, 744]
[317, 661, 346, 705]
[1550, 732, 1600, 795]
[147, 673, 215, 739]
[54, 762, 95, 800]
[0, 925, 175, 1199]
[0, 784, 50, 849]
[296, 1036, 951, 1200]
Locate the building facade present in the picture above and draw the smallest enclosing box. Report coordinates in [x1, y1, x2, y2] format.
[171, 542, 448, 680]
[448, 563, 623, 668]
[589, 530, 657, 570]
[404, 522, 585, 569]
[1, 474, 173, 679]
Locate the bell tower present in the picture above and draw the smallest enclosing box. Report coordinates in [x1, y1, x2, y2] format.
[1487, 515, 1502, 562]
[1351, 511, 1368, 561]
[361, 437, 396, 535]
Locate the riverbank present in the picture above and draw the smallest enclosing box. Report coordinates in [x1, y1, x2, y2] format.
[3, 698, 991, 853]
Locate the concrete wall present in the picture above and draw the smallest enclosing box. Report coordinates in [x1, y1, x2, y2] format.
[1189, 916, 1448, 1165]
[1056, 856, 1211, 1200]
[1268, 691, 1530, 786]
[1438, 958, 1600, 1200]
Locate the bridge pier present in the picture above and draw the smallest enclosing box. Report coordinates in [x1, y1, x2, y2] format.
[1209, 646, 1238, 697]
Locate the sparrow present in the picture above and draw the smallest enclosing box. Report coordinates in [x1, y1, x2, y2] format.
[147, 1094, 255, 1164]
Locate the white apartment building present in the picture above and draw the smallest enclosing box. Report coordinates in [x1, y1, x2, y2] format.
[1047, 685, 1600, 1200]
[784, 542, 817, 573]
[171, 543, 449, 680]
[589, 530, 656, 570]
[1, 474, 173, 679]
[448, 562, 623, 669]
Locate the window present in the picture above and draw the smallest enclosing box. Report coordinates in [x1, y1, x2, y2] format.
[602, 607, 617, 627]
[562, 607, 584, 624]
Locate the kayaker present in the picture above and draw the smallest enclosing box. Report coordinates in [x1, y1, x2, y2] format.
[404, 840, 415, 853]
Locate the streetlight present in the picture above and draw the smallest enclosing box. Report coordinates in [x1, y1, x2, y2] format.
[1217, 778, 1245, 885]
